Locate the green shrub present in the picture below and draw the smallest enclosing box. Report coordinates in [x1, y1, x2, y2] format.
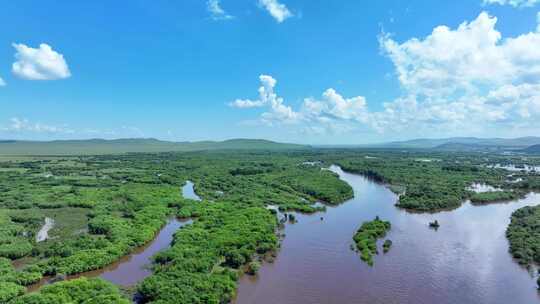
[353, 217, 391, 266]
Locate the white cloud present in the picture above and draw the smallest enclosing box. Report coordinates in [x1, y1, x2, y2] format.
[2, 117, 73, 133]
[229, 99, 265, 108]
[12, 43, 71, 80]
[0, 118, 152, 139]
[207, 0, 234, 20]
[537, 11, 540, 31]
[307, 89, 368, 122]
[483, 0, 539, 7]
[372, 12, 540, 135]
[258, 0, 293, 23]
[233, 12, 540, 138]
[254, 75, 300, 124]
[232, 75, 367, 130]
[230, 75, 300, 123]
[379, 12, 540, 122]
[380, 12, 517, 97]
[0, 77, 5, 86]
[229, 75, 279, 108]
[229, 75, 280, 108]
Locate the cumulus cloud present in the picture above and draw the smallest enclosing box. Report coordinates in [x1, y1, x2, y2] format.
[258, 0, 293, 23]
[233, 75, 300, 124]
[233, 12, 540, 138]
[232, 75, 367, 131]
[380, 12, 521, 97]
[229, 75, 281, 109]
[0, 77, 5, 86]
[377, 11, 540, 131]
[301, 89, 369, 124]
[372, 12, 540, 135]
[483, 0, 539, 7]
[12, 43, 71, 80]
[207, 0, 234, 20]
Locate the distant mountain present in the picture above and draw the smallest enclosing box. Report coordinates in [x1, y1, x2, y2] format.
[433, 142, 501, 152]
[378, 137, 540, 151]
[523, 144, 540, 154]
[0, 138, 309, 155]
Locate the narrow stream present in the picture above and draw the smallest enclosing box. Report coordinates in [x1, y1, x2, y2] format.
[27, 218, 191, 292]
[182, 180, 201, 201]
[235, 165, 540, 304]
[28, 180, 200, 292]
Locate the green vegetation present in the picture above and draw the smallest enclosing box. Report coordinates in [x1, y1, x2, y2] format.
[332, 151, 537, 211]
[137, 200, 277, 304]
[0, 282, 25, 303]
[470, 191, 520, 204]
[352, 217, 391, 266]
[247, 261, 261, 275]
[0, 211, 37, 259]
[11, 277, 129, 304]
[506, 206, 540, 266]
[278, 168, 353, 204]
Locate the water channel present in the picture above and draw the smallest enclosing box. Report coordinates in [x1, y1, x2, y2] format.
[235, 165, 540, 304]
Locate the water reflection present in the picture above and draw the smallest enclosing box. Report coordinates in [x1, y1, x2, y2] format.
[467, 183, 503, 193]
[491, 164, 540, 173]
[182, 181, 201, 201]
[235, 165, 540, 304]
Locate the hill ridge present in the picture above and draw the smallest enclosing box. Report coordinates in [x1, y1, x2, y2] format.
[0, 138, 309, 155]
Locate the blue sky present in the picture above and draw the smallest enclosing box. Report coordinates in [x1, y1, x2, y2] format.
[1, 0, 540, 144]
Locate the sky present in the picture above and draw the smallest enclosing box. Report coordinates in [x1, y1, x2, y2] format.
[1, 0, 540, 144]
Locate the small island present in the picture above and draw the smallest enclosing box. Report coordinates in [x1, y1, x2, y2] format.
[429, 220, 440, 229]
[383, 239, 392, 253]
[352, 216, 391, 266]
[507, 206, 540, 266]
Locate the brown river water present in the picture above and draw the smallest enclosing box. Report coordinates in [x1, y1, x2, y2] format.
[27, 218, 191, 292]
[27, 181, 199, 292]
[27, 169, 540, 303]
[234, 165, 540, 304]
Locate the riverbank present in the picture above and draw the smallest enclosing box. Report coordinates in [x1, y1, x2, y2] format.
[27, 218, 191, 292]
[234, 165, 540, 304]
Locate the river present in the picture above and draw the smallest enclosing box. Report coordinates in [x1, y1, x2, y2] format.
[182, 180, 201, 201]
[27, 218, 191, 292]
[234, 165, 540, 304]
[28, 180, 200, 291]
